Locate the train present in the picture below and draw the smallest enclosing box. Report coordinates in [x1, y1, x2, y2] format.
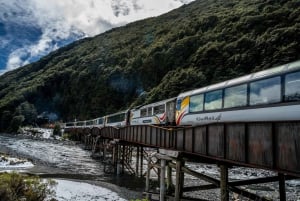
[65, 60, 300, 128]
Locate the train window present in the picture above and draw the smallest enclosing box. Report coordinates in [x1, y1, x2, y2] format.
[285, 71, 300, 101]
[204, 90, 223, 110]
[224, 84, 247, 108]
[154, 104, 165, 114]
[176, 99, 182, 110]
[107, 113, 125, 123]
[86, 121, 93, 125]
[147, 107, 152, 116]
[77, 122, 84, 126]
[141, 109, 147, 117]
[190, 94, 204, 112]
[250, 76, 281, 105]
[97, 118, 103, 125]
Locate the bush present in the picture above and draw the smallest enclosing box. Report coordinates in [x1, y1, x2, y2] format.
[0, 172, 57, 201]
[53, 123, 62, 136]
[8, 115, 25, 133]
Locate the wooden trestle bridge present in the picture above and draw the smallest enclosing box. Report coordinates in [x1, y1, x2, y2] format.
[64, 121, 300, 201]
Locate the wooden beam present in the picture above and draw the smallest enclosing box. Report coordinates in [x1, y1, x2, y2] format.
[160, 159, 166, 201]
[140, 146, 144, 177]
[220, 165, 229, 201]
[183, 184, 217, 192]
[229, 186, 272, 201]
[180, 165, 220, 187]
[279, 173, 286, 201]
[175, 159, 185, 201]
[166, 163, 173, 193]
[136, 146, 140, 176]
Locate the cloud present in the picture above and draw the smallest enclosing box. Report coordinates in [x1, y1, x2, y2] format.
[1, 0, 195, 73]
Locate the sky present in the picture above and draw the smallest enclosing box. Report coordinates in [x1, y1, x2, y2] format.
[0, 0, 195, 75]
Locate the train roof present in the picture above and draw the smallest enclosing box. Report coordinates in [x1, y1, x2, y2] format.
[132, 97, 177, 110]
[105, 110, 128, 117]
[178, 60, 300, 98]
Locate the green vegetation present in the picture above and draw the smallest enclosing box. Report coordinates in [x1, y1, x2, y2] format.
[0, 0, 300, 131]
[0, 172, 56, 201]
[52, 123, 62, 136]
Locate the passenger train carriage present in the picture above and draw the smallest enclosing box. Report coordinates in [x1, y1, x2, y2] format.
[105, 110, 129, 127]
[130, 97, 176, 125]
[65, 60, 300, 128]
[176, 60, 300, 125]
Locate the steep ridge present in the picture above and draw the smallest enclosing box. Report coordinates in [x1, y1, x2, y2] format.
[0, 0, 300, 130]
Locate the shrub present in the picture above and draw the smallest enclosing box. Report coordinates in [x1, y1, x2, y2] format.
[8, 115, 25, 133]
[0, 172, 57, 201]
[53, 123, 62, 136]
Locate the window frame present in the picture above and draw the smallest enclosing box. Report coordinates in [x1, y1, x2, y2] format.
[189, 93, 204, 113]
[223, 83, 248, 109]
[249, 76, 282, 106]
[284, 71, 300, 102]
[153, 104, 165, 115]
[204, 89, 223, 111]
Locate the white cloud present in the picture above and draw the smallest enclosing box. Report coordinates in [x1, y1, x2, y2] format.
[2, 0, 195, 73]
[6, 52, 28, 71]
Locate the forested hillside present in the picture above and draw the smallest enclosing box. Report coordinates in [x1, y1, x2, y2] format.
[1, 0, 300, 131]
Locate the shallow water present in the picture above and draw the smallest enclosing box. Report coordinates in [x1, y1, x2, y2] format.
[0, 134, 144, 200]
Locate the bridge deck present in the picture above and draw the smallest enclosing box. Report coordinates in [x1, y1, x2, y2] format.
[65, 121, 300, 177]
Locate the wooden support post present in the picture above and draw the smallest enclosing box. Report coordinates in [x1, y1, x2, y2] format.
[145, 157, 151, 200]
[167, 162, 172, 194]
[136, 146, 140, 176]
[140, 146, 143, 177]
[122, 145, 125, 174]
[220, 165, 229, 201]
[160, 159, 166, 201]
[103, 140, 107, 161]
[116, 144, 121, 175]
[279, 173, 286, 201]
[175, 159, 184, 201]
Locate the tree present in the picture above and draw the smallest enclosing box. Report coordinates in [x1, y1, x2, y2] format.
[16, 102, 37, 126]
[0, 110, 12, 131]
[8, 115, 24, 133]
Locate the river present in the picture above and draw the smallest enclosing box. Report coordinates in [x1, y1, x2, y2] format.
[0, 133, 144, 201]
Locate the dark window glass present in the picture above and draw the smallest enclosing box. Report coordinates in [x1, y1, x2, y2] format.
[285, 71, 300, 101]
[141, 109, 147, 117]
[154, 104, 165, 114]
[86, 121, 93, 125]
[176, 99, 182, 110]
[97, 118, 103, 125]
[250, 77, 281, 105]
[107, 113, 125, 123]
[76, 122, 84, 126]
[204, 90, 223, 110]
[224, 84, 247, 108]
[189, 94, 204, 112]
[147, 107, 152, 116]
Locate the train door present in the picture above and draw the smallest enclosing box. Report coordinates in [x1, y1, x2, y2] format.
[166, 99, 176, 125]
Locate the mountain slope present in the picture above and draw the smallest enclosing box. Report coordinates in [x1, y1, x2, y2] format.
[1, 0, 300, 130]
